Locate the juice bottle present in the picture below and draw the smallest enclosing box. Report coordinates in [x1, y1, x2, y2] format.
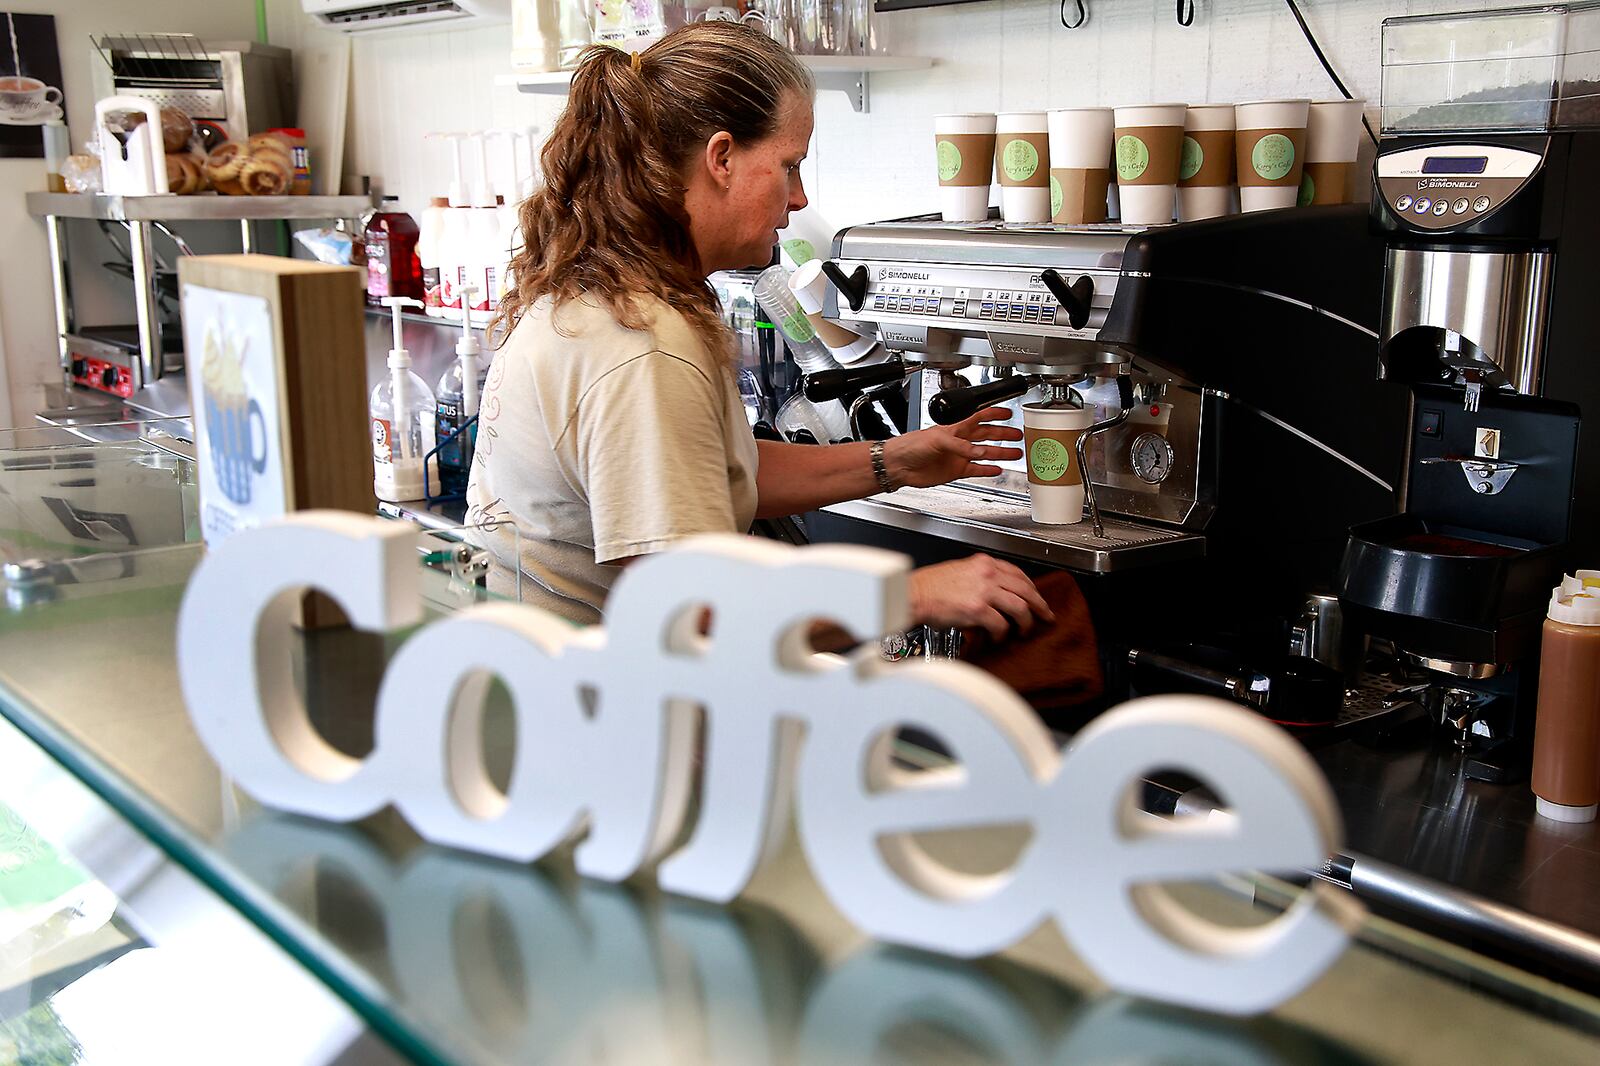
[1531, 571, 1600, 822]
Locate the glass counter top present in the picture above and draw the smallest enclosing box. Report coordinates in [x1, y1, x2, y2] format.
[1, 528, 1600, 1064]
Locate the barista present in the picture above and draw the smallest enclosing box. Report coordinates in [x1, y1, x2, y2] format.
[466, 22, 1052, 640]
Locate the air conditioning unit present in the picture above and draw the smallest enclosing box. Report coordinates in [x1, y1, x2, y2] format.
[301, 0, 511, 35]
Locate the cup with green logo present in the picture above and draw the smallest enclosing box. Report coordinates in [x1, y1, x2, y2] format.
[1178, 103, 1236, 222]
[994, 111, 1051, 223]
[1111, 104, 1187, 225]
[1046, 107, 1114, 224]
[1022, 399, 1094, 524]
[1234, 99, 1310, 213]
[1301, 99, 1366, 207]
[934, 113, 996, 222]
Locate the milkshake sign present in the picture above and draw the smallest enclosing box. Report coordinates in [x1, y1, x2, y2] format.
[181, 284, 287, 544]
[178, 515, 1365, 1016]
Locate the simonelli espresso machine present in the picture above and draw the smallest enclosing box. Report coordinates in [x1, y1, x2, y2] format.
[1332, 5, 1600, 774]
[804, 204, 1411, 722]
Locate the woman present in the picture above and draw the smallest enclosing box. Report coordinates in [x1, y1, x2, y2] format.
[467, 21, 1052, 641]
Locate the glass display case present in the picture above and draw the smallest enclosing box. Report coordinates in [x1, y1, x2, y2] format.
[1381, 2, 1600, 132]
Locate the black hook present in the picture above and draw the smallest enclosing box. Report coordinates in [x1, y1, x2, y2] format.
[1060, 0, 1087, 30]
[1176, 0, 1195, 26]
[820, 261, 870, 313]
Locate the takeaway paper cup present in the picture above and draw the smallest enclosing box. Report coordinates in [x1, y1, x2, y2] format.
[1301, 99, 1366, 206]
[995, 112, 1051, 223]
[1112, 104, 1186, 225]
[935, 113, 996, 222]
[1178, 103, 1236, 222]
[1047, 107, 1114, 224]
[1235, 99, 1310, 212]
[1023, 401, 1094, 524]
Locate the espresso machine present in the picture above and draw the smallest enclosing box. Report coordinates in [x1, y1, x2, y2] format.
[1333, 4, 1600, 777]
[804, 205, 1411, 719]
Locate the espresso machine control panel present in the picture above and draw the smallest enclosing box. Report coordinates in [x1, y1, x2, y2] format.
[1375, 142, 1542, 231]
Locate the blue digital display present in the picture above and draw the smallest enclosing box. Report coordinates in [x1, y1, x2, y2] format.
[1422, 156, 1489, 175]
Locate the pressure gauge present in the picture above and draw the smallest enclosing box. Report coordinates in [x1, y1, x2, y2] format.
[1130, 432, 1175, 484]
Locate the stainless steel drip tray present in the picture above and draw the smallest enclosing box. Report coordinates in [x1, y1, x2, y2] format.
[822, 485, 1205, 572]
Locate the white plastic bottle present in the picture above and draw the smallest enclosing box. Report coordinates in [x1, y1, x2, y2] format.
[436, 285, 491, 496]
[418, 196, 450, 317]
[434, 133, 471, 319]
[371, 297, 440, 502]
[465, 132, 502, 326]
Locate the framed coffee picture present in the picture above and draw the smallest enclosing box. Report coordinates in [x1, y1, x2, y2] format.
[0, 12, 65, 158]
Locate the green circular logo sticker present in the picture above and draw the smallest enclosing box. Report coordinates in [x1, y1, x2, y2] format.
[1030, 437, 1070, 482]
[1002, 139, 1040, 182]
[937, 140, 962, 182]
[779, 309, 816, 344]
[1297, 173, 1315, 207]
[1050, 175, 1063, 219]
[1115, 135, 1150, 182]
[1252, 133, 1295, 181]
[1180, 135, 1204, 181]
[781, 238, 816, 266]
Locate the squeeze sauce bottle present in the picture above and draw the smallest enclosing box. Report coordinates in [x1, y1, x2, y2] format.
[371, 297, 439, 502]
[436, 285, 490, 497]
[1531, 571, 1600, 822]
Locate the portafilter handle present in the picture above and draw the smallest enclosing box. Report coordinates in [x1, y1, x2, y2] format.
[926, 373, 1036, 425]
[803, 360, 910, 403]
[1038, 268, 1095, 330]
[821, 261, 870, 313]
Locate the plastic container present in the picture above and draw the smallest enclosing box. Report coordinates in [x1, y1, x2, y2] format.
[1381, 3, 1600, 133]
[753, 264, 852, 441]
[371, 298, 439, 502]
[511, 0, 560, 73]
[436, 287, 490, 497]
[1530, 570, 1600, 822]
[364, 197, 422, 308]
[418, 196, 450, 316]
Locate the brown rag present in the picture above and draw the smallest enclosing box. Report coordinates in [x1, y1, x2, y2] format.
[959, 569, 1104, 715]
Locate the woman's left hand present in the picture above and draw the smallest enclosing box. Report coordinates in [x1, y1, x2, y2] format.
[884, 406, 1023, 489]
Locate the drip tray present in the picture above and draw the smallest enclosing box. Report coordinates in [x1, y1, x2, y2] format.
[823, 484, 1204, 572]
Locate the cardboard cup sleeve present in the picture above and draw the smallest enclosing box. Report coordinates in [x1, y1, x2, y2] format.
[1301, 161, 1354, 205]
[995, 132, 1051, 189]
[1179, 129, 1236, 188]
[1051, 168, 1110, 224]
[1023, 426, 1086, 487]
[936, 133, 997, 187]
[1113, 126, 1184, 187]
[1236, 127, 1309, 188]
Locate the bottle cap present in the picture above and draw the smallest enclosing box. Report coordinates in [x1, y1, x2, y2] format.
[382, 194, 400, 203]
[430, 196, 450, 208]
[1548, 574, 1600, 625]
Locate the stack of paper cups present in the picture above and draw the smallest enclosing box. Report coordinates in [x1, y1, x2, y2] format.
[934, 113, 996, 222]
[995, 112, 1051, 223]
[1235, 99, 1310, 212]
[1178, 104, 1236, 222]
[1301, 99, 1366, 206]
[1112, 104, 1186, 225]
[1047, 108, 1114, 224]
[788, 259, 880, 365]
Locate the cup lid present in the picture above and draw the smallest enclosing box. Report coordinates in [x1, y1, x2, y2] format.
[1549, 576, 1600, 625]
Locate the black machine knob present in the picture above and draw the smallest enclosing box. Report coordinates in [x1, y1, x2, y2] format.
[1038, 269, 1095, 330]
[100, 367, 119, 389]
[927, 374, 1034, 425]
[70, 358, 87, 379]
[820, 261, 870, 313]
[804, 361, 906, 403]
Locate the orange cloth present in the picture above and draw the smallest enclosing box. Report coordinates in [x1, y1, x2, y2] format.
[959, 569, 1104, 715]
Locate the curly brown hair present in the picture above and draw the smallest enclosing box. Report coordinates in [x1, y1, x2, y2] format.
[492, 23, 814, 360]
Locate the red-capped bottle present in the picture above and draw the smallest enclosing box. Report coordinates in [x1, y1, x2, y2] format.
[365, 197, 423, 307]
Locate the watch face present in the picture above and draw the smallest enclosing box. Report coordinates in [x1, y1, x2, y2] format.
[1130, 432, 1175, 484]
[880, 630, 912, 661]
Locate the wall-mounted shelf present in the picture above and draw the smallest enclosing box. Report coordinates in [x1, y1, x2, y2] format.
[498, 54, 932, 113]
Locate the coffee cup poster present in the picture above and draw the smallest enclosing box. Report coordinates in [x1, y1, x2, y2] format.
[0, 13, 64, 156]
[181, 284, 287, 546]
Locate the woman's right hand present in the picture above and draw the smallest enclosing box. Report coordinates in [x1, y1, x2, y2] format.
[908, 555, 1055, 641]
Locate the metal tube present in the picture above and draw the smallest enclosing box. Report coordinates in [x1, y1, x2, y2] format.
[128, 221, 162, 384]
[45, 214, 73, 375]
[240, 218, 254, 255]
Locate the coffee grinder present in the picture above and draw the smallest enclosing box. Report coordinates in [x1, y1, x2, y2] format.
[1337, 3, 1600, 778]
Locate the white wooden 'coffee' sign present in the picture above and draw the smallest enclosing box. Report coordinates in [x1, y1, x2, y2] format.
[176, 512, 1363, 1015]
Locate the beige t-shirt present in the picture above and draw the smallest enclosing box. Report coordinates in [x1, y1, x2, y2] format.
[465, 293, 759, 625]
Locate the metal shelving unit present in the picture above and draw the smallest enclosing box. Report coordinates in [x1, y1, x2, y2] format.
[27, 192, 371, 397]
[497, 54, 933, 113]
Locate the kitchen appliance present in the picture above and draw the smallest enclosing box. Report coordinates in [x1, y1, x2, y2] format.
[1335, 3, 1600, 776]
[91, 34, 293, 146]
[806, 205, 1409, 706]
[303, 0, 512, 36]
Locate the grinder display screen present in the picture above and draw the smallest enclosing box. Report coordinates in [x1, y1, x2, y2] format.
[1421, 156, 1489, 175]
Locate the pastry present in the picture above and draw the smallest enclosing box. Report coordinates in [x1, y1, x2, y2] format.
[204, 142, 246, 195]
[239, 154, 290, 196]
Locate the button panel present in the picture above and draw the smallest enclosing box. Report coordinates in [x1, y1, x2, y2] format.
[70, 356, 134, 399]
[867, 281, 1071, 327]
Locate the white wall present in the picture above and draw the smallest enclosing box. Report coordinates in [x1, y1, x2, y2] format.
[3, 1, 260, 424]
[266, 0, 1542, 234]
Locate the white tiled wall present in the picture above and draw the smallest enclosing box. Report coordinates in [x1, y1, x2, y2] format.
[269, 0, 1539, 237]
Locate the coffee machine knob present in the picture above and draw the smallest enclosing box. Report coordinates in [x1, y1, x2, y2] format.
[100, 367, 119, 390]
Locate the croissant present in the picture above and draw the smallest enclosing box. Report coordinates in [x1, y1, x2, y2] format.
[239, 154, 290, 196]
[166, 152, 205, 195]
